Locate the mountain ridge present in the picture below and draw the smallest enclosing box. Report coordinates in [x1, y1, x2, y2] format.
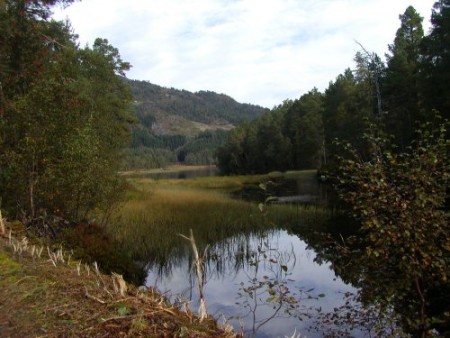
[126, 78, 268, 136]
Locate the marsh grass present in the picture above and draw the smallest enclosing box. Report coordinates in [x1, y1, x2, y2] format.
[108, 171, 332, 268]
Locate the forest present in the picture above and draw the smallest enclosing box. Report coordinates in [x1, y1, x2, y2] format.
[1, 1, 448, 217]
[216, 4, 449, 175]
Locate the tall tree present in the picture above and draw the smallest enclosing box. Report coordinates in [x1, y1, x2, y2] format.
[284, 89, 324, 169]
[0, 1, 133, 222]
[420, 0, 450, 119]
[322, 69, 374, 168]
[384, 6, 425, 149]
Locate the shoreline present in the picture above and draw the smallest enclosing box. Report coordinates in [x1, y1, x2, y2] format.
[119, 164, 217, 176]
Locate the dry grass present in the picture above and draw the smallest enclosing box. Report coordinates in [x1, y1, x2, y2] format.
[107, 173, 331, 267]
[0, 222, 238, 338]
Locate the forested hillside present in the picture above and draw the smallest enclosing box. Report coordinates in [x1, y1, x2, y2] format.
[217, 4, 450, 175]
[122, 79, 268, 169]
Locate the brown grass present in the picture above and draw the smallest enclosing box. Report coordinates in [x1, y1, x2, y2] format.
[0, 222, 238, 338]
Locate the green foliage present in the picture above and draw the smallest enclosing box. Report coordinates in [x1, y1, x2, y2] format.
[61, 223, 145, 285]
[384, 6, 425, 149]
[0, 2, 132, 222]
[420, 0, 450, 119]
[322, 68, 375, 169]
[216, 100, 296, 174]
[284, 89, 324, 169]
[121, 147, 177, 170]
[335, 117, 450, 336]
[124, 129, 228, 169]
[216, 3, 448, 177]
[123, 79, 267, 168]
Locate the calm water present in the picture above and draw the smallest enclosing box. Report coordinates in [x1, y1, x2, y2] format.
[131, 168, 364, 337]
[134, 166, 219, 180]
[145, 229, 356, 337]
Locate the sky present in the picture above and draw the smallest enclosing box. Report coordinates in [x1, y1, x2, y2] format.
[52, 0, 436, 108]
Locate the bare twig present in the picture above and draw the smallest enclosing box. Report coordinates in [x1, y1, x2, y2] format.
[100, 315, 132, 323]
[0, 209, 5, 235]
[85, 288, 106, 304]
[179, 229, 208, 321]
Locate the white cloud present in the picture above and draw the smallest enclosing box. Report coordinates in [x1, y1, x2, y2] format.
[53, 0, 436, 107]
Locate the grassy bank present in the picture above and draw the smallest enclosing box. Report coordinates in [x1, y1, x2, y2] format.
[0, 225, 236, 337]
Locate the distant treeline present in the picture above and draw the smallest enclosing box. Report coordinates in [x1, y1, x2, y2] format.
[217, 4, 450, 175]
[122, 130, 228, 170]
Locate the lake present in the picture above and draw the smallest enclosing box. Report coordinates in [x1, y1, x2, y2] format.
[117, 168, 359, 337]
[145, 228, 357, 337]
[114, 166, 445, 337]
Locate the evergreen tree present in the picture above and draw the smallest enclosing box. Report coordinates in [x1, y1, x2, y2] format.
[323, 69, 374, 168]
[0, 1, 132, 222]
[384, 6, 424, 149]
[284, 89, 324, 169]
[420, 0, 450, 118]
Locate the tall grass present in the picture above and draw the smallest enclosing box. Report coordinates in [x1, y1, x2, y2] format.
[107, 172, 332, 272]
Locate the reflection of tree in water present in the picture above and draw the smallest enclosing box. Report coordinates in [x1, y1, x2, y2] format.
[289, 212, 450, 337]
[206, 232, 322, 338]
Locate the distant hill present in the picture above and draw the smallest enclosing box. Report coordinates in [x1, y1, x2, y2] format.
[127, 79, 268, 136]
[122, 79, 268, 169]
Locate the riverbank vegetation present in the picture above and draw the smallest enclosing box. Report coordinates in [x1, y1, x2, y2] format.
[0, 224, 236, 337]
[108, 171, 332, 268]
[213, 3, 450, 335]
[334, 119, 449, 337]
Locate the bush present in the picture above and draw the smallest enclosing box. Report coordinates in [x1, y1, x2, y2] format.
[61, 223, 146, 285]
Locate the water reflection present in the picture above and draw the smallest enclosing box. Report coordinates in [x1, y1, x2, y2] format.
[232, 173, 336, 207]
[145, 229, 356, 337]
[132, 166, 219, 180]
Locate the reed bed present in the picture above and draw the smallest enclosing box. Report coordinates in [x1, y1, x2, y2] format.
[108, 174, 332, 266]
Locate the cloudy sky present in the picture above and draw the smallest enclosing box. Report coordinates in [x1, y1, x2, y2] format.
[53, 0, 436, 108]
